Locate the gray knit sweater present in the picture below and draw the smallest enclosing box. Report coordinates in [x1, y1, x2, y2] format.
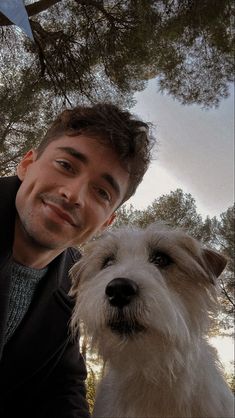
[5, 261, 48, 344]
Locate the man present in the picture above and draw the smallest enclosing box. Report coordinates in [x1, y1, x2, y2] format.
[0, 103, 154, 417]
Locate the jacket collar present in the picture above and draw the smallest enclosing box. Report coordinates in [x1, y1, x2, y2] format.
[0, 176, 21, 260]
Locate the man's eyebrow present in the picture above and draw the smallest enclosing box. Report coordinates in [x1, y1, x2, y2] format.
[57, 146, 88, 164]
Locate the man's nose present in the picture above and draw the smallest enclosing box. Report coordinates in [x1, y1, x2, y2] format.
[58, 178, 87, 207]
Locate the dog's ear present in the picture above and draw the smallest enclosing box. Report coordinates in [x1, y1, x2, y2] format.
[202, 248, 227, 283]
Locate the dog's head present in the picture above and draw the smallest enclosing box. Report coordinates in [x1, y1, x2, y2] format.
[70, 223, 227, 356]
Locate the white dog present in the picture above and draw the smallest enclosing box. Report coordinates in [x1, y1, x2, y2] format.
[70, 224, 234, 418]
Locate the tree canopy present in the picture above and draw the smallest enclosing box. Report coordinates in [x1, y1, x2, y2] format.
[0, 0, 234, 174]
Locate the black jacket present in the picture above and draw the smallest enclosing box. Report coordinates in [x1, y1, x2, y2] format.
[0, 176, 90, 418]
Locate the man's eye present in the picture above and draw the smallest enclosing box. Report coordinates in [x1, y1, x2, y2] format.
[96, 187, 111, 202]
[56, 160, 74, 172]
[149, 251, 172, 268]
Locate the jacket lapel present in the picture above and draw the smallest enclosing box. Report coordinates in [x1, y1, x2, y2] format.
[0, 255, 13, 359]
[0, 177, 20, 358]
[0, 251, 76, 394]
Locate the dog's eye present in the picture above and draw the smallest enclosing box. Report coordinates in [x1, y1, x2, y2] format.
[102, 256, 115, 269]
[149, 251, 172, 268]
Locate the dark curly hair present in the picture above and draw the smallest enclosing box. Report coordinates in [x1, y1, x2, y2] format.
[36, 103, 155, 204]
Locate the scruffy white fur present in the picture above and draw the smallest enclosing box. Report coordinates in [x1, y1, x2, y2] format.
[70, 224, 234, 418]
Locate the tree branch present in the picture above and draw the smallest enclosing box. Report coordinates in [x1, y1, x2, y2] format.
[219, 278, 235, 309]
[0, 0, 61, 26]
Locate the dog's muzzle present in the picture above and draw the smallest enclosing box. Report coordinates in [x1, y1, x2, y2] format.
[105, 278, 145, 336]
[105, 277, 139, 308]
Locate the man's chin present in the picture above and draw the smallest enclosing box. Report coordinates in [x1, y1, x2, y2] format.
[25, 230, 73, 251]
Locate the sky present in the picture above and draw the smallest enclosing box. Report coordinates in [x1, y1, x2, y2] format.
[128, 79, 234, 219]
[210, 335, 234, 374]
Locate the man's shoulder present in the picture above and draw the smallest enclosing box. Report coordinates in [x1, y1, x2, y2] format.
[0, 176, 21, 204]
[0, 177, 21, 249]
[0, 175, 20, 188]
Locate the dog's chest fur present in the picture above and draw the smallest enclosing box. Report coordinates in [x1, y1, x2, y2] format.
[93, 347, 234, 418]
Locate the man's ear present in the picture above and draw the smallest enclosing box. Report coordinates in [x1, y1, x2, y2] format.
[17, 150, 37, 180]
[100, 212, 116, 232]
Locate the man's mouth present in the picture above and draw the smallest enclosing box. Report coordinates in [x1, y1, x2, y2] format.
[42, 201, 77, 227]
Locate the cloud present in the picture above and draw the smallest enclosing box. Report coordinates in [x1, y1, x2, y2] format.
[130, 80, 234, 217]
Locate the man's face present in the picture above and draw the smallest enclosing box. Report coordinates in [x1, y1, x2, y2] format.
[15, 135, 129, 250]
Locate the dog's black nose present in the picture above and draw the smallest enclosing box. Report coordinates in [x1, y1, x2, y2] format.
[105, 278, 139, 308]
